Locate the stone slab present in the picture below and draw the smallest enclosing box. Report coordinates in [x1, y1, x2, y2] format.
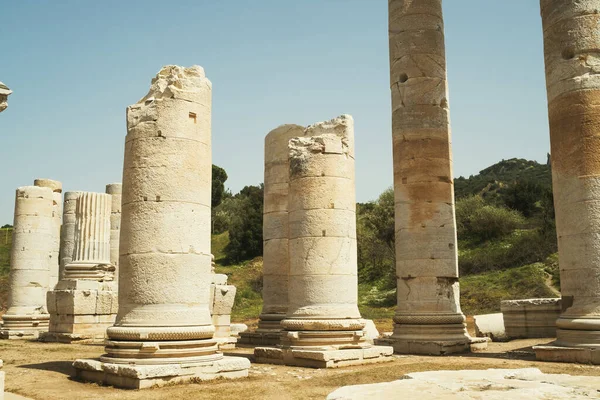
[534, 344, 600, 365]
[214, 336, 238, 350]
[363, 320, 380, 344]
[73, 356, 250, 389]
[230, 323, 248, 337]
[238, 331, 281, 346]
[501, 298, 560, 339]
[0, 329, 45, 340]
[254, 346, 393, 368]
[473, 313, 507, 341]
[326, 368, 600, 399]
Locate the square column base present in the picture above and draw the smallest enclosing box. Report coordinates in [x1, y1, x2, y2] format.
[254, 346, 393, 368]
[534, 344, 600, 364]
[73, 356, 251, 389]
[374, 337, 486, 355]
[0, 328, 47, 340]
[238, 331, 281, 346]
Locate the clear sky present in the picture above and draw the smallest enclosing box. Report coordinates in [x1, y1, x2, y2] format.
[0, 1, 549, 225]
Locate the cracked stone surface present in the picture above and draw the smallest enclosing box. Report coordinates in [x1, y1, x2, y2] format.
[326, 368, 600, 399]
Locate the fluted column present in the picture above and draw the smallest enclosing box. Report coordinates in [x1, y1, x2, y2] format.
[387, 0, 470, 355]
[1, 186, 53, 339]
[539, 0, 600, 349]
[103, 65, 218, 364]
[64, 192, 113, 281]
[105, 183, 122, 283]
[59, 192, 81, 280]
[34, 179, 62, 289]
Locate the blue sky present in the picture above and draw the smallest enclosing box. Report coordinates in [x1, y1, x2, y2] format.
[0, 1, 548, 224]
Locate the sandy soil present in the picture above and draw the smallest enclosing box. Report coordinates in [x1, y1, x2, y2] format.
[2, 338, 600, 400]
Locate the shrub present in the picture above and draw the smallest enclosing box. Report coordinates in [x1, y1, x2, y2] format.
[457, 195, 525, 241]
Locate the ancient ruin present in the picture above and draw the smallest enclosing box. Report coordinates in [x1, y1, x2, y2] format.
[42, 191, 117, 342]
[73, 65, 249, 388]
[33, 179, 62, 290]
[502, 298, 561, 339]
[534, 0, 600, 364]
[0, 82, 11, 112]
[1, 186, 53, 339]
[374, 0, 481, 355]
[239, 124, 305, 345]
[255, 116, 393, 368]
[105, 183, 122, 281]
[210, 273, 237, 349]
[58, 191, 80, 280]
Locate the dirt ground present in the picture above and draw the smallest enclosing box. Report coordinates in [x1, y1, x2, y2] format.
[2, 338, 600, 400]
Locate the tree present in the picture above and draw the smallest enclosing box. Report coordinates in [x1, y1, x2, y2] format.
[224, 184, 264, 262]
[211, 165, 228, 208]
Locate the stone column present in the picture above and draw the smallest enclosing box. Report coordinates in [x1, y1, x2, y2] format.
[210, 273, 238, 349]
[34, 179, 62, 290]
[1, 186, 53, 339]
[59, 192, 80, 280]
[239, 124, 305, 345]
[74, 65, 249, 389]
[534, 0, 600, 364]
[42, 191, 117, 342]
[255, 116, 392, 368]
[381, 0, 474, 355]
[105, 183, 122, 283]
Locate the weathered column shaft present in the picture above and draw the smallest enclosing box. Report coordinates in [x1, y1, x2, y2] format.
[1, 186, 53, 338]
[387, 0, 470, 354]
[105, 183, 122, 283]
[59, 192, 81, 280]
[257, 124, 305, 335]
[105, 65, 217, 362]
[34, 179, 62, 289]
[540, 0, 600, 347]
[64, 192, 112, 280]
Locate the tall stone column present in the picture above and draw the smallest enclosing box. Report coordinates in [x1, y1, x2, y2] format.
[59, 192, 81, 280]
[42, 192, 117, 342]
[34, 179, 62, 290]
[535, 0, 600, 364]
[255, 116, 393, 368]
[105, 183, 122, 283]
[239, 124, 305, 345]
[1, 186, 53, 339]
[74, 65, 249, 389]
[381, 0, 474, 355]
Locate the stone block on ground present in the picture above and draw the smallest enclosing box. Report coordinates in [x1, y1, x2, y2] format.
[473, 313, 507, 341]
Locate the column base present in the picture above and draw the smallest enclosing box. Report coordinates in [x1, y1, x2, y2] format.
[73, 356, 250, 389]
[254, 345, 393, 368]
[0, 314, 49, 340]
[214, 336, 238, 350]
[374, 336, 485, 355]
[534, 343, 600, 365]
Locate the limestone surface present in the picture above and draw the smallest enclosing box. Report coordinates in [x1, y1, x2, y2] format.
[59, 192, 81, 280]
[105, 184, 122, 283]
[384, 0, 472, 355]
[501, 298, 560, 339]
[473, 313, 506, 342]
[209, 273, 237, 349]
[74, 65, 248, 388]
[33, 179, 62, 290]
[536, 0, 600, 360]
[0, 82, 12, 112]
[326, 368, 600, 399]
[1, 186, 53, 339]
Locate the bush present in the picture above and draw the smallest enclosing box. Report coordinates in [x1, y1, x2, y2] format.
[457, 195, 525, 241]
[224, 185, 264, 263]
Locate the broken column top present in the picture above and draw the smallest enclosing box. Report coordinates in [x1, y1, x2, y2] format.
[0, 81, 12, 113]
[138, 65, 211, 104]
[0, 82, 11, 95]
[34, 179, 62, 193]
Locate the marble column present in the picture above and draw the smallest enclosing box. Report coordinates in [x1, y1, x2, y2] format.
[59, 191, 80, 280]
[255, 116, 393, 368]
[42, 191, 117, 342]
[34, 178, 62, 290]
[0, 82, 11, 113]
[535, 0, 600, 364]
[239, 124, 305, 345]
[105, 183, 122, 283]
[74, 65, 249, 389]
[382, 0, 474, 355]
[1, 186, 53, 339]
